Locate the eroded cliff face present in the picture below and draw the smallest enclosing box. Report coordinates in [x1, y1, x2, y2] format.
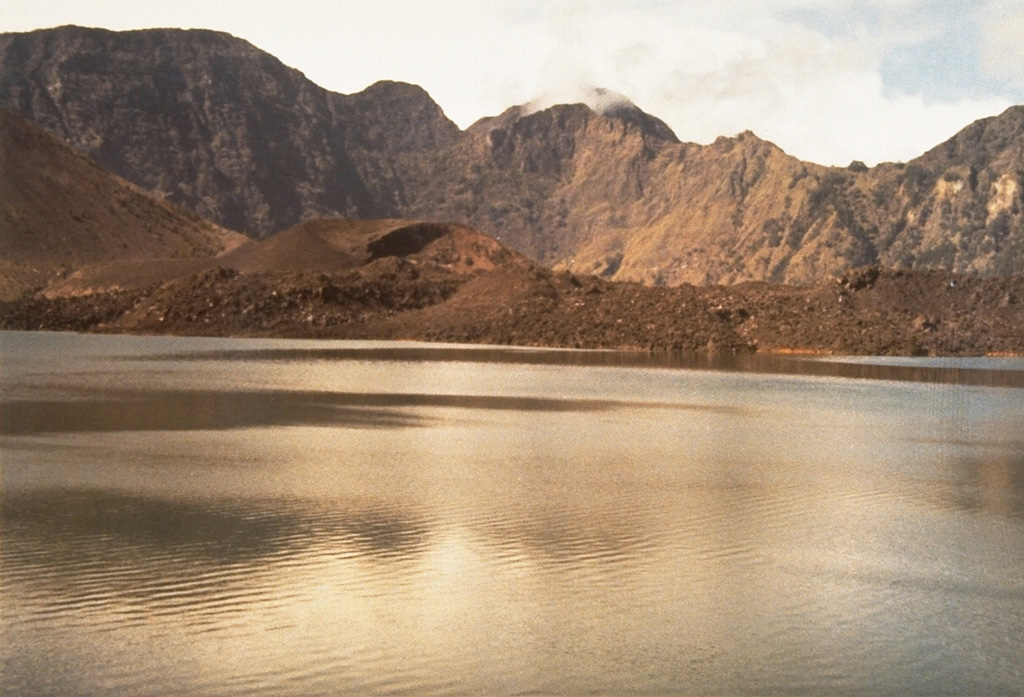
[401, 102, 1023, 286]
[871, 106, 1024, 277]
[3, 26, 1023, 286]
[0, 26, 459, 237]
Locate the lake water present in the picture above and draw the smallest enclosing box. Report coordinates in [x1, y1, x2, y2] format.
[2, 331, 1023, 696]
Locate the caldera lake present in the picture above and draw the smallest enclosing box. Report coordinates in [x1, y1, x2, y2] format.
[1, 331, 1022, 696]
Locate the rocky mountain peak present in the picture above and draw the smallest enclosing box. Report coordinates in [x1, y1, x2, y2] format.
[468, 86, 678, 144]
[597, 100, 679, 143]
[915, 104, 1024, 171]
[334, 80, 461, 152]
[354, 79, 444, 105]
[711, 130, 782, 154]
[466, 105, 529, 136]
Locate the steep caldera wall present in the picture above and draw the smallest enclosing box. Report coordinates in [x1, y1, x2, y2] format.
[3, 26, 1022, 285]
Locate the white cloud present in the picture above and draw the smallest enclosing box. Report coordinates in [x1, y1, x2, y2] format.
[463, 1, 1016, 165]
[450, 1, 1010, 165]
[980, 0, 1024, 91]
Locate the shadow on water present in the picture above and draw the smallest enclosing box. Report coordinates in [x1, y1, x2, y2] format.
[138, 346, 1024, 387]
[912, 446, 1024, 520]
[3, 488, 319, 564]
[0, 389, 424, 434]
[1, 488, 434, 596]
[0, 388, 742, 435]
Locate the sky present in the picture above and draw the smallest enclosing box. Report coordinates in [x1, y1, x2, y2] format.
[2, 0, 1023, 166]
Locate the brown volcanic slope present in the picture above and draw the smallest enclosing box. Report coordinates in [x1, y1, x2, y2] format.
[217, 218, 527, 275]
[0, 108, 244, 299]
[44, 218, 530, 298]
[2, 25, 1023, 286]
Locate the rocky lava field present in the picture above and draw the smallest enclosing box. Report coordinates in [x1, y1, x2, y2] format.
[3, 256, 1022, 356]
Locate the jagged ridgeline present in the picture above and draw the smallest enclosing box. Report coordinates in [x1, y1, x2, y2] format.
[2, 25, 1023, 285]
